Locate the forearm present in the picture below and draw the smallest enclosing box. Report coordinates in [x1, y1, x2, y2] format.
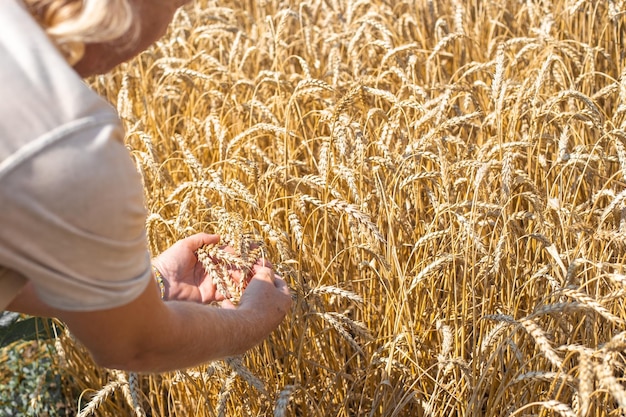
[117, 300, 261, 372]
[7, 261, 290, 373]
[56, 278, 283, 373]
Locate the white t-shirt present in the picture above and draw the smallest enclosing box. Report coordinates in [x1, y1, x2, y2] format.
[0, 0, 152, 311]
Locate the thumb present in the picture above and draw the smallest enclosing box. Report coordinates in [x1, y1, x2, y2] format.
[219, 299, 237, 310]
[184, 233, 220, 250]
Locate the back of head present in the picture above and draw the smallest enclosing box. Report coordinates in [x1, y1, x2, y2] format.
[23, 0, 135, 65]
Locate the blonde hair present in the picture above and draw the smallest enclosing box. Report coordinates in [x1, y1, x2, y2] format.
[23, 0, 135, 65]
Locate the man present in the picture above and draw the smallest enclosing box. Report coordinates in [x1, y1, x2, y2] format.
[1, 0, 291, 372]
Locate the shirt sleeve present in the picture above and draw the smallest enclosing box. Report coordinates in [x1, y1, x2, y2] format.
[0, 115, 152, 312]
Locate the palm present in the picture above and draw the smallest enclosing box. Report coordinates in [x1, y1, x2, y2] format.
[152, 233, 230, 304]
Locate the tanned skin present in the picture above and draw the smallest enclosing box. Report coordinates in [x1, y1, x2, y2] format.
[8, 0, 292, 372]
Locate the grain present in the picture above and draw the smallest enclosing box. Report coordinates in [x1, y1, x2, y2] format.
[519, 318, 563, 369]
[77, 381, 123, 417]
[273, 385, 296, 417]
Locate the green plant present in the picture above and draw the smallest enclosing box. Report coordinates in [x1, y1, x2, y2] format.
[0, 313, 54, 348]
[0, 313, 70, 417]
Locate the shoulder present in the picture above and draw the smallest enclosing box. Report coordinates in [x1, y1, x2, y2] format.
[7, 117, 146, 240]
[0, 0, 116, 155]
[0, 119, 152, 311]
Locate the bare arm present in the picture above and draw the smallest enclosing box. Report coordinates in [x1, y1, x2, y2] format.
[64, 269, 289, 372]
[7, 235, 292, 373]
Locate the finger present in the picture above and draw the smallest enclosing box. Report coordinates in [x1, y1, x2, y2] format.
[220, 245, 236, 254]
[273, 278, 293, 306]
[255, 256, 273, 269]
[274, 275, 288, 289]
[251, 265, 274, 282]
[219, 299, 237, 310]
[185, 233, 220, 250]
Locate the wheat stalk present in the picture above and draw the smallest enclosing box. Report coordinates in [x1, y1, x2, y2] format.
[224, 356, 269, 397]
[311, 285, 364, 304]
[274, 385, 297, 417]
[519, 318, 563, 369]
[77, 380, 124, 417]
[578, 350, 594, 417]
[216, 371, 237, 417]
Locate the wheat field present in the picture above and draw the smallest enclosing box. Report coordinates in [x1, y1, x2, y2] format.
[51, 0, 626, 416]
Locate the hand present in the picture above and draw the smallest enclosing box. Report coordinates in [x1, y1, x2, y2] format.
[232, 264, 292, 332]
[152, 233, 237, 304]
